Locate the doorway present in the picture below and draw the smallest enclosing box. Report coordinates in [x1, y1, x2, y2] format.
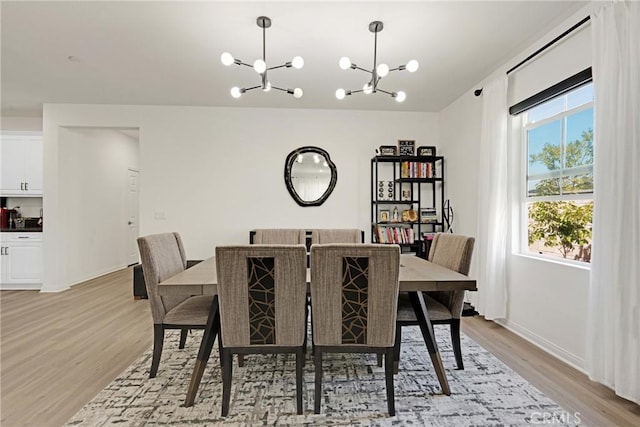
[126, 168, 139, 266]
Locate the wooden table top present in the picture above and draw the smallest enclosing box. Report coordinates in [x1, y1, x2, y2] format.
[158, 254, 476, 296]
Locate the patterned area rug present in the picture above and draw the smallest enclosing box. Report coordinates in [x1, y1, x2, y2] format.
[66, 326, 572, 426]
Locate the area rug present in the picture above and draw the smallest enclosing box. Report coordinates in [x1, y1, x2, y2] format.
[66, 326, 574, 426]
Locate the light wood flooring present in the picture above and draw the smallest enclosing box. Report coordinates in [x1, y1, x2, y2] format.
[1, 267, 639, 426]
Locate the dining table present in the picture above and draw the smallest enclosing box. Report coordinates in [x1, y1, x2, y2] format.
[158, 253, 477, 407]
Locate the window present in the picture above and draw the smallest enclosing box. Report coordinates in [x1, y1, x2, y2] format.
[523, 83, 593, 263]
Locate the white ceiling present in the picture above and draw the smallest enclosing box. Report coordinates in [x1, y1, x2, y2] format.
[1, 1, 589, 117]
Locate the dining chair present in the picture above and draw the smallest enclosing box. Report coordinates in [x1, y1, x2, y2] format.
[252, 228, 306, 244]
[310, 243, 400, 416]
[394, 232, 475, 370]
[215, 244, 308, 416]
[311, 229, 364, 244]
[137, 232, 217, 378]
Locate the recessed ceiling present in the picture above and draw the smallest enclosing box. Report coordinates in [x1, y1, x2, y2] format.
[1, 1, 589, 117]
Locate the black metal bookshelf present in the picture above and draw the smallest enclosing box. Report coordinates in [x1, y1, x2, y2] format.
[371, 155, 445, 257]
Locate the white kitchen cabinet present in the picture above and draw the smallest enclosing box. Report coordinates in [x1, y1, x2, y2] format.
[0, 134, 43, 196]
[0, 232, 42, 289]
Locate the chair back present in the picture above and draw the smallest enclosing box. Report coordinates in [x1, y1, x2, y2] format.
[215, 245, 308, 348]
[310, 244, 400, 347]
[252, 229, 306, 244]
[137, 232, 189, 324]
[311, 229, 363, 244]
[427, 233, 475, 275]
[427, 233, 475, 317]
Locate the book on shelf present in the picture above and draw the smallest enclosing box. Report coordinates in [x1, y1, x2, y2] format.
[399, 161, 436, 179]
[374, 225, 415, 245]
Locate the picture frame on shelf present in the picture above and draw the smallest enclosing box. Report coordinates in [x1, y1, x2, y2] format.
[420, 207, 438, 223]
[378, 145, 397, 156]
[379, 210, 390, 222]
[417, 146, 437, 156]
[398, 140, 416, 156]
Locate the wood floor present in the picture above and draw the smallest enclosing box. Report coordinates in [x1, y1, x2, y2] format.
[1, 268, 638, 427]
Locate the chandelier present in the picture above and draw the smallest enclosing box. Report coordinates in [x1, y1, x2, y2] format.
[336, 21, 418, 103]
[221, 16, 304, 99]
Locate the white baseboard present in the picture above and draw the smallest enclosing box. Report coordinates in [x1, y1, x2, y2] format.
[494, 318, 586, 374]
[68, 264, 128, 288]
[0, 283, 42, 291]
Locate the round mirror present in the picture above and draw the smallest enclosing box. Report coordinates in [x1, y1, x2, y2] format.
[284, 146, 337, 207]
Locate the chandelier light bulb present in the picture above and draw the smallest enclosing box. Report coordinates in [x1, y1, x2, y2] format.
[336, 88, 346, 100]
[395, 91, 406, 102]
[253, 59, 266, 74]
[376, 63, 389, 78]
[339, 57, 352, 70]
[221, 52, 234, 66]
[406, 60, 419, 73]
[291, 56, 304, 69]
[293, 88, 303, 98]
[230, 86, 242, 98]
[363, 83, 373, 94]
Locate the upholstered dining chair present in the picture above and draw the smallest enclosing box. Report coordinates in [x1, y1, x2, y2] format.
[137, 232, 217, 378]
[395, 232, 475, 370]
[215, 245, 308, 416]
[311, 229, 364, 244]
[252, 228, 306, 244]
[310, 244, 400, 416]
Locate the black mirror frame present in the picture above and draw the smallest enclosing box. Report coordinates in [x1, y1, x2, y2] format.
[284, 146, 338, 207]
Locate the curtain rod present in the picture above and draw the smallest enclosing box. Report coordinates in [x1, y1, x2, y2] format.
[474, 15, 591, 96]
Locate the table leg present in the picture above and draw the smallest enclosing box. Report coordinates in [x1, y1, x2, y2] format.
[408, 291, 451, 395]
[184, 295, 220, 407]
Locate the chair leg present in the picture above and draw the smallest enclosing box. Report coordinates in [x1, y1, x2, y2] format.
[393, 323, 402, 374]
[376, 353, 383, 367]
[384, 348, 396, 416]
[221, 349, 233, 417]
[296, 349, 304, 415]
[149, 324, 164, 378]
[450, 319, 464, 370]
[238, 354, 245, 367]
[179, 328, 188, 349]
[314, 350, 322, 414]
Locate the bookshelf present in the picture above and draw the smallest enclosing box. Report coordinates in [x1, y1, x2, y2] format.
[371, 154, 445, 257]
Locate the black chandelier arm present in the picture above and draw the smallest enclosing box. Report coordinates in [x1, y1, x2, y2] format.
[351, 65, 373, 74]
[343, 89, 364, 95]
[266, 63, 291, 71]
[234, 60, 255, 68]
[376, 88, 395, 96]
[242, 85, 262, 92]
[388, 66, 406, 73]
[271, 86, 288, 92]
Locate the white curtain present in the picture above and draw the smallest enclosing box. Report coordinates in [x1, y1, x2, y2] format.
[587, 1, 640, 404]
[475, 76, 509, 320]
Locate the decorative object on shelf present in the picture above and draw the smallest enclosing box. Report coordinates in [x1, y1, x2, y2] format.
[378, 180, 394, 200]
[335, 20, 418, 103]
[221, 16, 303, 99]
[417, 146, 437, 156]
[392, 206, 399, 222]
[420, 207, 438, 223]
[401, 186, 411, 201]
[378, 145, 397, 156]
[402, 205, 418, 223]
[379, 210, 390, 222]
[284, 146, 337, 207]
[398, 140, 415, 156]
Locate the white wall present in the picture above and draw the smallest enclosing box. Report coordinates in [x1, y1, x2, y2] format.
[1, 116, 42, 132]
[42, 105, 438, 291]
[57, 127, 138, 287]
[439, 4, 595, 370]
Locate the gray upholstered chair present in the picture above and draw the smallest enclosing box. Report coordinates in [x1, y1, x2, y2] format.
[311, 229, 363, 244]
[215, 245, 308, 416]
[252, 229, 306, 244]
[137, 232, 217, 378]
[395, 233, 475, 370]
[310, 244, 400, 416]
